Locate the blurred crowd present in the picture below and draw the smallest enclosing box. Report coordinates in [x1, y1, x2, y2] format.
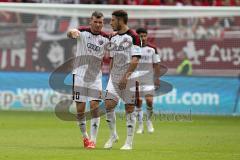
[1, 0, 240, 35]
[0, 0, 240, 6]
[0, 0, 239, 39]
[1, 0, 240, 29]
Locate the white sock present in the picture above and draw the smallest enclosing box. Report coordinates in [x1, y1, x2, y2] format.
[136, 108, 143, 126]
[106, 111, 117, 137]
[126, 112, 136, 145]
[146, 106, 153, 121]
[90, 117, 100, 144]
[77, 116, 89, 138]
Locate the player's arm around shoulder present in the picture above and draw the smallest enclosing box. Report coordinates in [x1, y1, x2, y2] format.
[67, 28, 80, 39]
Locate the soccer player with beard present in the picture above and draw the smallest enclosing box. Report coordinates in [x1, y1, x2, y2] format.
[104, 10, 141, 150]
[67, 11, 109, 149]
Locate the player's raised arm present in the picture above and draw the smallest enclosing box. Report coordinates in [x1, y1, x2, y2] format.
[67, 28, 80, 39]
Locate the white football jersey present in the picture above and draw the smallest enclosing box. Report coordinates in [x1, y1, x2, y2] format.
[109, 29, 141, 82]
[133, 44, 160, 83]
[137, 44, 160, 71]
[73, 26, 109, 82]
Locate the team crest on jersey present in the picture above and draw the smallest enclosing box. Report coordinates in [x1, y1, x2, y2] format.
[123, 37, 129, 42]
[147, 49, 151, 53]
[98, 40, 104, 45]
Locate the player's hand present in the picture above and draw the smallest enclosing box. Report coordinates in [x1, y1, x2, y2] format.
[67, 29, 80, 39]
[154, 79, 160, 90]
[119, 77, 128, 90]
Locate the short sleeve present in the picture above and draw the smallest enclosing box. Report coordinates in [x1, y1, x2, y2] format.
[153, 53, 161, 63]
[128, 29, 141, 57]
[131, 45, 141, 57]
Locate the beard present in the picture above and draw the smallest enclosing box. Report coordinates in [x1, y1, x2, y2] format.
[142, 41, 147, 46]
[116, 24, 122, 31]
[112, 22, 122, 31]
[112, 26, 121, 31]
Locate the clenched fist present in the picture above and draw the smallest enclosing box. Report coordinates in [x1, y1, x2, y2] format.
[67, 29, 80, 39]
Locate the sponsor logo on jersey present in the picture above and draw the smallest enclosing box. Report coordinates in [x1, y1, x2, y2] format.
[113, 45, 125, 51]
[87, 43, 100, 51]
[123, 37, 128, 42]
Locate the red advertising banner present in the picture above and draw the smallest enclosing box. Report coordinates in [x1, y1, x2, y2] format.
[156, 38, 240, 70]
[0, 16, 239, 76]
[0, 28, 32, 71]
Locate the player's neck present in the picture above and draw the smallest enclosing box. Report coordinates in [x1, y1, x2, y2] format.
[90, 28, 100, 35]
[140, 42, 147, 47]
[141, 43, 147, 47]
[117, 25, 129, 34]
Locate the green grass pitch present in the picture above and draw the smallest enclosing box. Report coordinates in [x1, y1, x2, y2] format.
[0, 111, 240, 160]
